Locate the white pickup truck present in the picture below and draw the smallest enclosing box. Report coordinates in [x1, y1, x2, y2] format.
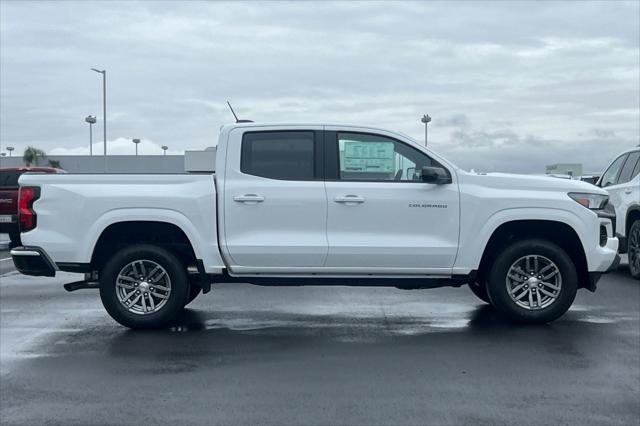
[11, 123, 619, 328]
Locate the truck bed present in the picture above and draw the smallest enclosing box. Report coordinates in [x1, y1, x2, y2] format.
[18, 173, 224, 270]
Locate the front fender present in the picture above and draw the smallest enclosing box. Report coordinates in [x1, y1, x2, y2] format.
[454, 207, 590, 271]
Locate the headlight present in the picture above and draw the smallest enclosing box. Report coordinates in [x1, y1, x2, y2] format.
[568, 192, 608, 210]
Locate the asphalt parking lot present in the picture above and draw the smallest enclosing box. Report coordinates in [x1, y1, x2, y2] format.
[0, 249, 638, 426]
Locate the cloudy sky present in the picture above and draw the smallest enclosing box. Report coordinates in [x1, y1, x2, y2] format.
[1, 1, 638, 173]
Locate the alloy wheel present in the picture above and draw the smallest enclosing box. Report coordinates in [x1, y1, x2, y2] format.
[506, 255, 562, 310]
[115, 259, 172, 315]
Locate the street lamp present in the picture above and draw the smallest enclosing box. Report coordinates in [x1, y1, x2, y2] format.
[91, 68, 107, 172]
[421, 114, 431, 146]
[161, 145, 168, 156]
[84, 116, 96, 156]
[6, 146, 14, 157]
[132, 138, 141, 156]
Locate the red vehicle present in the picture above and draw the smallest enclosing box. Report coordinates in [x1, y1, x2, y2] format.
[0, 167, 65, 247]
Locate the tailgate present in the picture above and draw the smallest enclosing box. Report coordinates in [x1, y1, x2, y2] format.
[0, 188, 18, 216]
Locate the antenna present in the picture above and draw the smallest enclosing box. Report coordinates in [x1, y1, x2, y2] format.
[227, 101, 239, 122]
[226, 100, 253, 123]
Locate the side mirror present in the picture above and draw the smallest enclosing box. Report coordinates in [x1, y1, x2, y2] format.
[421, 166, 451, 184]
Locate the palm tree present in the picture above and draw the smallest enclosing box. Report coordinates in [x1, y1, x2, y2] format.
[48, 159, 62, 169]
[23, 146, 46, 166]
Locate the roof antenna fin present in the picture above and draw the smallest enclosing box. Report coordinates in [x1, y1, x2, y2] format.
[226, 101, 253, 123]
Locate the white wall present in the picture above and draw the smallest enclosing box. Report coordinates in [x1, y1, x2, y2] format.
[0, 155, 186, 173]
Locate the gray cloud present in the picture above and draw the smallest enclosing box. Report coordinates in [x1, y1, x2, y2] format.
[435, 114, 471, 128]
[1, 1, 638, 174]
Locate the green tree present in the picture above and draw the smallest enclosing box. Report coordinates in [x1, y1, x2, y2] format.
[48, 159, 62, 169]
[23, 146, 46, 166]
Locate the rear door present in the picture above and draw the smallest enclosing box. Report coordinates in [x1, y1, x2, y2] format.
[221, 126, 328, 272]
[323, 130, 460, 273]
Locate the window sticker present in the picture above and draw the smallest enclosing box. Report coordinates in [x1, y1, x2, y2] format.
[341, 140, 394, 173]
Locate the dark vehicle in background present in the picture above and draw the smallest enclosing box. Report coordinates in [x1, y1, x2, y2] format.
[579, 175, 601, 185]
[0, 167, 65, 247]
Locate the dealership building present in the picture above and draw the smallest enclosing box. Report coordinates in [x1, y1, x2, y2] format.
[0, 149, 216, 173]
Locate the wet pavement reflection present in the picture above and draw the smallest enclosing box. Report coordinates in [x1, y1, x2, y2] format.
[1, 261, 638, 425]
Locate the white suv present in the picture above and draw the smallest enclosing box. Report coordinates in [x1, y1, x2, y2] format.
[598, 147, 640, 278]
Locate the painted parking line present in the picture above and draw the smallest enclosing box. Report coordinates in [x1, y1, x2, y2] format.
[1, 258, 13, 262]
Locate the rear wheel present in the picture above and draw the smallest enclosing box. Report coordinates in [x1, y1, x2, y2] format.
[99, 244, 188, 329]
[628, 220, 640, 279]
[486, 239, 577, 324]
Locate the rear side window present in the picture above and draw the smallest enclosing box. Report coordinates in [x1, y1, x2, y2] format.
[618, 151, 640, 184]
[0, 171, 22, 187]
[241, 131, 316, 180]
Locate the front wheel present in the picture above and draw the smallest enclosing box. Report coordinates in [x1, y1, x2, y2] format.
[628, 220, 640, 279]
[486, 239, 577, 324]
[99, 244, 189, 329]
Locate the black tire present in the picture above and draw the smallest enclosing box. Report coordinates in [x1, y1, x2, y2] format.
[468, 281, 492, 304]
[628, 220, 640, 280]
[185, 284, 202, 306]
[99, 244, 189, 329]
[486, 239, 577, 324]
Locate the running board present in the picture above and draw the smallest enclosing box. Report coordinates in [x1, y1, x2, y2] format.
[63, 280, 100, 292]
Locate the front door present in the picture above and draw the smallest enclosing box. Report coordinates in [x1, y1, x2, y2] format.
[222, 127, 327, 271]
[323, 130, 460, 273]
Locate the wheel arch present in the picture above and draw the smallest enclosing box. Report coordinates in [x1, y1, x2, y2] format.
[476, 219, 590, 290]
[90, 220, 199, 271]
[625, 205, 640, 237]
[80, 208, 225, 273]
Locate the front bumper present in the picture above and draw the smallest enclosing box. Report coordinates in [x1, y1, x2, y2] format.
[10, 246, 57, 277]
[589, 206, 619, 273]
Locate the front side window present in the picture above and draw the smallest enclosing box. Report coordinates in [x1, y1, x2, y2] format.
[632, 154, 640, 180]
[599, 154, 627, 187]
[337, 133, 437, 181]
[241, 131, 315, 180]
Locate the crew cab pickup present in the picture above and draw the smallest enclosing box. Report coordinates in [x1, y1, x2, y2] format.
[11, 123, 619, 328]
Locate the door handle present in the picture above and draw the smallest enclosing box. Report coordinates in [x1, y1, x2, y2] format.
[334, 195, 365, 204]
[624, 189, 633, 194]
[233, 194, 265, 203]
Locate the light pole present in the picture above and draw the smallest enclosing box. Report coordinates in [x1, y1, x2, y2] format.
[6, 146, 14, 157]
[421, 114, 431, 146]
[91, 68, 107, 172]
[161, 145, 168, 156]
[132, 138, 141, 156]
[84, 116, 96, 156]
